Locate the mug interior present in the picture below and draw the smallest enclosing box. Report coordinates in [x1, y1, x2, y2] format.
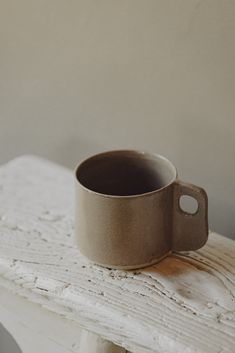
[76, 151, 177, 196]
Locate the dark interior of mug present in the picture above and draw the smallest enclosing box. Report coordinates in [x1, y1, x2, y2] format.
[76, 151, 177, 196]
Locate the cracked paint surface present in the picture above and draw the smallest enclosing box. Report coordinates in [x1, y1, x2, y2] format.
[0, 156, 234, 353]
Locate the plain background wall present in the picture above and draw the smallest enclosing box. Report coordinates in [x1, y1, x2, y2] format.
[0, 0, 234, 239]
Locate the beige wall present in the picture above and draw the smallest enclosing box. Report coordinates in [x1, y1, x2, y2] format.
[0, 0, 234, 238]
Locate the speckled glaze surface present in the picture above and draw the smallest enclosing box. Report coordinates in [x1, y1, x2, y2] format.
[75, 150, 208, 269]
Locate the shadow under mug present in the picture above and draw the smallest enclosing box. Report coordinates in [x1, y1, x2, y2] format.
[74, 150, 208, 270]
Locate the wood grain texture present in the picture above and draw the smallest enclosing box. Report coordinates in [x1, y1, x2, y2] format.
[0, 155, 234, 353]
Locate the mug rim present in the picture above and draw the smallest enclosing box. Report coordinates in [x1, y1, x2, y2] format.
[74, 149, 178, 198]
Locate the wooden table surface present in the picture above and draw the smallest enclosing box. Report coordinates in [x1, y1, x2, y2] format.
[0, 156, 234, 353]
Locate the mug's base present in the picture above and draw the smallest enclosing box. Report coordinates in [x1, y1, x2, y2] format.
[87, 251, 172, 270]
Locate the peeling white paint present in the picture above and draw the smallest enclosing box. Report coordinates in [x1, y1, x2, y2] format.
[0, 156, 234, 353]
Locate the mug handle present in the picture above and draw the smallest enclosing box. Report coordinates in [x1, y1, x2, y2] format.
[172, 180, 208, 251]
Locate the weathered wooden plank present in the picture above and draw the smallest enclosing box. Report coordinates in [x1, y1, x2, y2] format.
[0, 156, 234, 353]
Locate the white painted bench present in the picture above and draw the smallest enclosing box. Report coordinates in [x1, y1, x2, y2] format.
[0, 156, 234, 353]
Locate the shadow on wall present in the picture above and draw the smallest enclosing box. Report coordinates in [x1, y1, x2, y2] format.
[52, 134, 140, 169]
[0, 324, 22, 353]
[52, 135, 107, 169]
[177, 116, 235, 239]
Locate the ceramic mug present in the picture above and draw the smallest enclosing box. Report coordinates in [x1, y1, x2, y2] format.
[75, 150, 208, 269]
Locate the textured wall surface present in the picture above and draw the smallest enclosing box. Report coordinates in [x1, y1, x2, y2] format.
[0, 1, 234, 238]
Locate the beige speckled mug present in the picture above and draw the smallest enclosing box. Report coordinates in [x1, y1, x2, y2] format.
[75, 150, 208, 269]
